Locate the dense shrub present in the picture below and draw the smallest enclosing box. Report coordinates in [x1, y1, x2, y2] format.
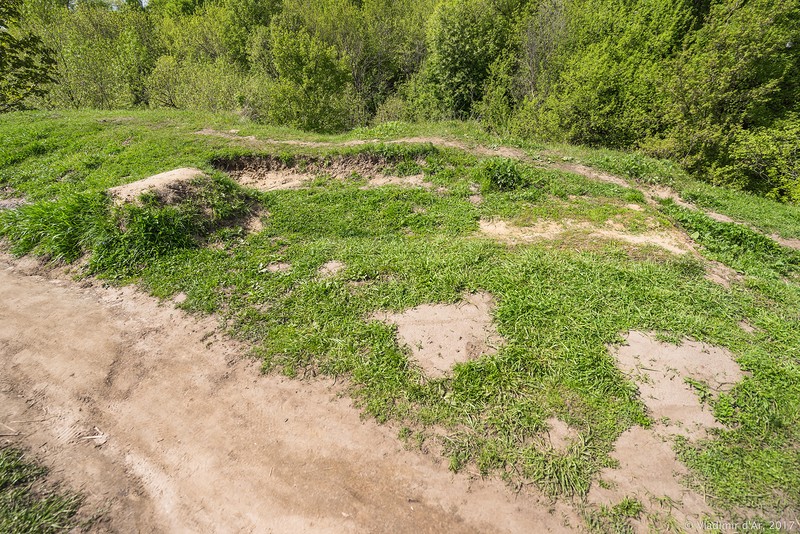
[724, 116, 800, 202]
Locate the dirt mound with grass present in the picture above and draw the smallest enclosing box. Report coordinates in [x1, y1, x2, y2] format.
[371, 292, 502, 378]
[107, 168, 206, 204]
[213, 154, 433, 192]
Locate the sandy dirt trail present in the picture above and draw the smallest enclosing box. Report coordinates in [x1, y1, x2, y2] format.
[0, 256, 576, 533]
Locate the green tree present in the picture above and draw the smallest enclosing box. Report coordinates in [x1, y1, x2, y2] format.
[0, 0, 55, 111]
[262, 19, 355, 132]
[425, 0, 521, 117]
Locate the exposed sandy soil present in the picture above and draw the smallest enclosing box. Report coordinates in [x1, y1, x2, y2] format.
[772, 235, 800, 251]
[319, 260, 345, 277]
[371, 292, 502, 379]
[0, 256, 578, 533]
[613, 331, 744, 439]
[0, 198, 27, 210]
[551, 163, 630, 188]
[588, 427, 712, 532]
[478, 218, 741, 287]
[107, 168, 206, 204]
[362, 174, 432, 189]
[262, 261, 292, 273]
[543, 418, 580, 453]
[215, 155, 434, 192]
[588, 331, 746, 531]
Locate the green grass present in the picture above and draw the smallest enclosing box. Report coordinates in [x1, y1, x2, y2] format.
[0, 447, 84, 533]
[2, 109, 799, 528]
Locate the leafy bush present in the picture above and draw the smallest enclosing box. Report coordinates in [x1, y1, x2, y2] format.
[425, 0, 518, 117]
[258, 20, 356, 133]
[474, 157, 527, 192]
[724, 116, 800, 202]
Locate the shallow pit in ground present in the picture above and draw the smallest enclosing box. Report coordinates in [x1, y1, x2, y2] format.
[371, 292, 501, 378]
[212, 154, 433, 192]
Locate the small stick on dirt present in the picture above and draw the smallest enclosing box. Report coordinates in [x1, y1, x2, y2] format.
[9, 419, 50, 424]
[0, 422, 19, 436]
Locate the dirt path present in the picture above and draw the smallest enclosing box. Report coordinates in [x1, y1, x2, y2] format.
[0, 256, 576, 533]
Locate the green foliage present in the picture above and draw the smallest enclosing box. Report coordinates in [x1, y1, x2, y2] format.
[425, 0, 520, 117]
[661, 203, 800, 277]
[0, 0, 55, 111]
[259, 20, 356, 133]
[724, 115, 800, 202]
[473, 157, 526, 192]
[665, 0, 800, 176]
[25, 1, 159, 108]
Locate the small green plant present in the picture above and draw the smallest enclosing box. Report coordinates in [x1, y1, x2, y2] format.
[474, 157, 527, 192]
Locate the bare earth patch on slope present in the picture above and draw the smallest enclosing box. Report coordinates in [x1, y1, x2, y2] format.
[0, 198, 27, 210]
[0, 256, 577, 533]
[372, 292, 502, 378]
[479, 218, 695, 255]
[479, 218, 740, 286]
[588, 427, 713, 531]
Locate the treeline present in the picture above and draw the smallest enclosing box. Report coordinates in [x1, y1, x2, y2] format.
[3, 0, 799, 201]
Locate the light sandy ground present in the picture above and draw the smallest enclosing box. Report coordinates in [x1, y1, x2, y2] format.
[478, 218, 741, 287]
[613, 331, 744, 439]
[0, 255, 577, 533]
[0, 198, 27, 210]
[319, 260, 345, 277]
[589, 331, 746, 532]
[371, 292, 502, 378]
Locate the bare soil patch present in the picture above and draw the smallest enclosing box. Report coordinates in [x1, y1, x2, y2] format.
[107, 168, 206, 204]
[213, 154, 433, 192]
[552, 163, 630, 188]
[371, 292, 502, 378]
[0, 256, 577, 533]
[319, 260, 345, 277]
[0, 198, 26, 210]
[588, 426, 712, 531]
[543, 418, 580, 452]
[772, 235, 800, 250]
[587, 331, 744, 529]
[612, 331, 744, 439]
[479, 218, 740, 286]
